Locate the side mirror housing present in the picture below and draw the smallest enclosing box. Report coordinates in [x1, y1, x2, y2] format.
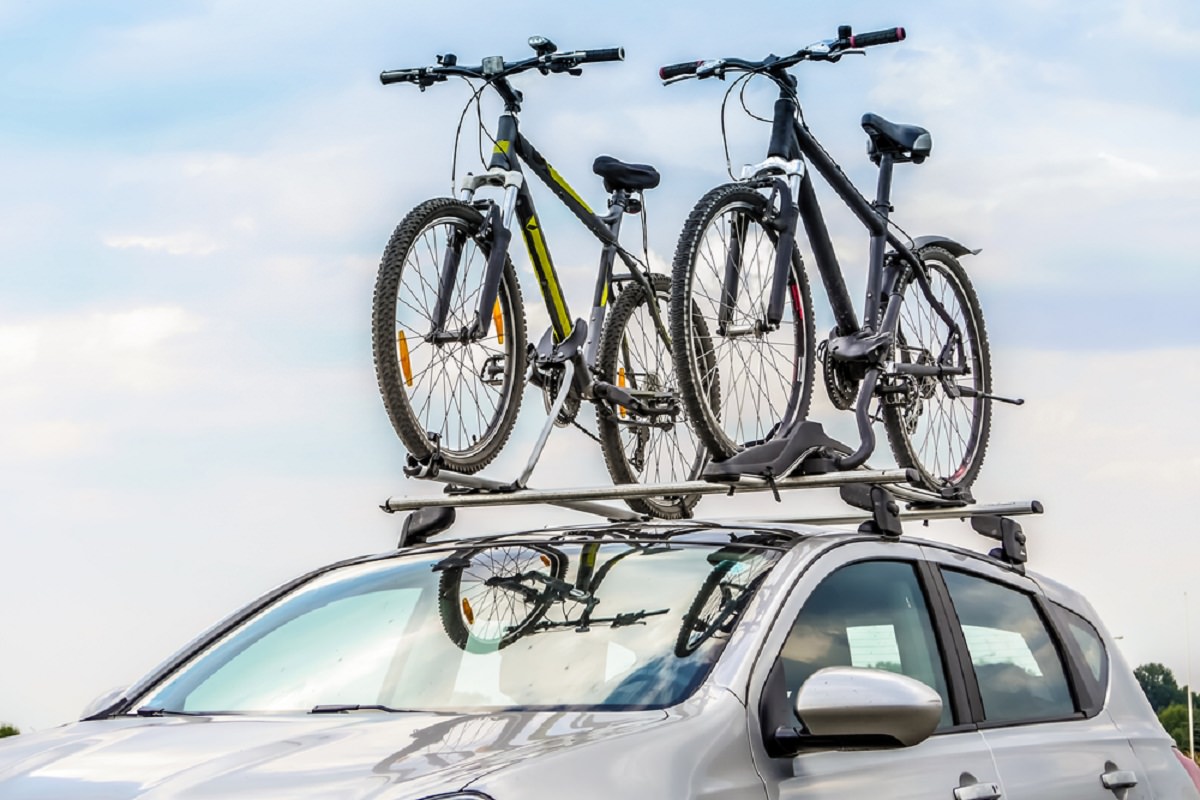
[774, 667, 942, 753]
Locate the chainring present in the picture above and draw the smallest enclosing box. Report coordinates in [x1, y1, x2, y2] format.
[819, 336, 861, 411]
[539, 367, 581, 427]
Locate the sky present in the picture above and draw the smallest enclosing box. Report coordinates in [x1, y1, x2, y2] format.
[1, 0, 1198, 733]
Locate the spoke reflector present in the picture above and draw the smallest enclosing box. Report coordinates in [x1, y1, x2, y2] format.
[493, 299, 505, 345]
[461, 598, 475, 625]
[618, 366, 627, 418]
[397, 330, 414, 387]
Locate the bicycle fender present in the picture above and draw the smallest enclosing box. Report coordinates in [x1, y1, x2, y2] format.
[911, 235, 980, 258]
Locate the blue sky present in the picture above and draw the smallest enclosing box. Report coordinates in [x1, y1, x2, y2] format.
[1, 0, 1198, 733]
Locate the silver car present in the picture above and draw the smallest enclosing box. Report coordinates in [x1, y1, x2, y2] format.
[0, 521, 1196, 799]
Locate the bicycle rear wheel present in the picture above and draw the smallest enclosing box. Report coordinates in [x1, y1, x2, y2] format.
[670, 183, 815, 459]
[882, 246, 991, 491]
[372, 198, 527, 473]
[596, 274, 706, 519]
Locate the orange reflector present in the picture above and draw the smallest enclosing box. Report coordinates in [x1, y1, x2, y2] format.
[540, 555, 551, 567]
[397, 330, 413, 387]
[461, 598, 475, 625]
[618, 367, 627, 418]
[492, 300, 505, 345]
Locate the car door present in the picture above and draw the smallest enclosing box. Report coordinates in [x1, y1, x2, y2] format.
[746, 540, 1004, 800]
[922, 546, 1151, 800]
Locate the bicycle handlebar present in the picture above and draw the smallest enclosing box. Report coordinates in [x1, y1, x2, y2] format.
[659, 24, 904, 84]
[659, 60, 702, 80]
[581, 47, 625, 63]
[381, 45, 624, 87]
[849, 27, 906, 48]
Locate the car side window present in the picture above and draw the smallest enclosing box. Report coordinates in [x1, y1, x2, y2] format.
[941, 569, 1075, 724]
[779, 560, 953, 729]
[1054, 603, 1108, 708]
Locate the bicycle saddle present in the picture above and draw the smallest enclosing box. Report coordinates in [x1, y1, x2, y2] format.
[592, 155, 660, 193]
[861, 113, 932, 164]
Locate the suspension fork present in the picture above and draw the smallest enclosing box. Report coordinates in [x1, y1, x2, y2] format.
[423, 172, 522, 343]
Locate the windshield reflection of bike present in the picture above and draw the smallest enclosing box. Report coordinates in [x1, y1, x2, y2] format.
[137, 541, 777, 714]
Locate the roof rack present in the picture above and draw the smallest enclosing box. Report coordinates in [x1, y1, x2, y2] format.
[382, 464, 1041, 568]
[381, 466, 920, 519]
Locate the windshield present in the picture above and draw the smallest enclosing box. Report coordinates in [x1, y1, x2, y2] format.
[137, 539, 779, 714]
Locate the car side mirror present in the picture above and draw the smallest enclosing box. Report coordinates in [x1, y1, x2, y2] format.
[774, 666, 942, 753]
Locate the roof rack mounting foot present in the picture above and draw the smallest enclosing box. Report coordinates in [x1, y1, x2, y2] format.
[972, 513, 1030, 571]
[840, 483, 903, 538]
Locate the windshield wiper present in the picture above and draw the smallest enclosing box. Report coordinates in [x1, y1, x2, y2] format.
[309, 704, 411, 714]
[135, 707, 210, 717]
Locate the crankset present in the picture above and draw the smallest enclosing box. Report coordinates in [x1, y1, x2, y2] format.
[818, 333, 861, 411]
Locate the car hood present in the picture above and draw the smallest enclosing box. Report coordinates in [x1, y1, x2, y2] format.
[0, 708, 667, 799]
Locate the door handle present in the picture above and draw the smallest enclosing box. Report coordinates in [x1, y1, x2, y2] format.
[954, 783, 1002, 800]
[1101, 769, 1138, 791]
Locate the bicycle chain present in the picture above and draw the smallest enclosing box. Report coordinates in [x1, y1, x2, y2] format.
[571, 415, 603, 445]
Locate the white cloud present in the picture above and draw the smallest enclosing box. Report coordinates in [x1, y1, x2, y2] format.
[103, 232, 222, 256]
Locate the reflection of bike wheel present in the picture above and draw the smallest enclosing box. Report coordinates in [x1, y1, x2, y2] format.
[438, 546, 566, 653]
[675, 560, 765, 656]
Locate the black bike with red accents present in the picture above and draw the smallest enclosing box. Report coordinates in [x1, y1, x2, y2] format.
[662, 25, 1020, 499]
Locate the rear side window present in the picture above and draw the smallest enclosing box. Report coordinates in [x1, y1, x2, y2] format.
[942, 570, 1075, 724]
[1054, 603, 1109, 709]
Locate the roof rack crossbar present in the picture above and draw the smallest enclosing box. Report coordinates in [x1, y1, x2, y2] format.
[382, 467, 917, 515]
[740, 500, 1043, 527]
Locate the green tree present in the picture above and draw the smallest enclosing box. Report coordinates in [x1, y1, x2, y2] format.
[0, 724, 18, 739]
[1136, 662, 1187, 712]
[1159, 704, 1197, 751]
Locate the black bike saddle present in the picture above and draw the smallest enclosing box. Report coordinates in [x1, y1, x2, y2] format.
[861, 113, 932, 164]
[592, 155, 660, 193]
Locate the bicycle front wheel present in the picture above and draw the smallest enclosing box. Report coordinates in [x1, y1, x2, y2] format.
[670, 184, 816, 459]
[882, 246, 992, 491]
[596, 274, 706, 519]
[372, 198, 527, 473]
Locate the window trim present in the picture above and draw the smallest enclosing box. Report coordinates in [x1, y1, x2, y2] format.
[932, 565, 1088, 729]
[1046, 601, 1108, 718]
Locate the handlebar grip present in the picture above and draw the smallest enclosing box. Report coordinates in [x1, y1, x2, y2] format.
[659, 60, 701, 80]
[380, 69, 417, 85]
[848, 27, 906, 48]
[581, 47, 624, 63]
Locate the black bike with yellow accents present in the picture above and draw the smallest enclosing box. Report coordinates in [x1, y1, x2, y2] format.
[372, 37, 707, 518]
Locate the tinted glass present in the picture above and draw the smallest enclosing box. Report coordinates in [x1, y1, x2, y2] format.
[942, 569, 1075, 723]
[139, 541, 778, 713]
[780, 560, 953, 729]
[1056, 603, 1108, 699]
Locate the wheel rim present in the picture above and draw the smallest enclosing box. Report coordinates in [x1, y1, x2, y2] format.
[392, 216, 516, 459]
[686, 200, 805, 452]
[616, 290, 705, 490]
[894, 261, 985, 483]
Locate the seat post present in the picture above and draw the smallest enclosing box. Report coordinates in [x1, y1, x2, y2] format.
[873, 152, 895, 218]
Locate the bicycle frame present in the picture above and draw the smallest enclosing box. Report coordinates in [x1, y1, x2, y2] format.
[726, 86, 969, 468]
[428, 106, 665, 371]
